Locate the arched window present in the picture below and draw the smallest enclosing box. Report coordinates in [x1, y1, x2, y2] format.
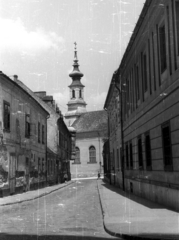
[75, 147, 80, 163]
[72, 89, 75, 98]
[89, 146, 96, 163]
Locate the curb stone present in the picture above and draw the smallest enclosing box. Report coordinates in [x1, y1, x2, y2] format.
[0, 181, 74, 206]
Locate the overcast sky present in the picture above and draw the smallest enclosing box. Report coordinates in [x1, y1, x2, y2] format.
[0, 0, 145, 114]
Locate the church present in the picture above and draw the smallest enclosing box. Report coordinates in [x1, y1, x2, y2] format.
[64, 43, 108, 179]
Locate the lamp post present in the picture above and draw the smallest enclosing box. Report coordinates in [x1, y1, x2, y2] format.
[114, 72, 125, 191]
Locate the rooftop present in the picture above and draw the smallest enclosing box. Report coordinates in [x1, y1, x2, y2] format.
[72, 110, 107, 133]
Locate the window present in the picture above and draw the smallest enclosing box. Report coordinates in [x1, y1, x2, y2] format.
[129, 142, 133, 169]
[142, 53, 148, 92]
[135, 65, 140, 102]
[25, 114, 30, 138]
[156, 24, 161, 85]
[145, 132, 152, 170]
[42, 158, 45, 173]
[159, 23, 167, 73]
[42, 125, 45, 144]
[162, 122, 173, 171]
[138, 136, 143, 169]
[72, 89, 75, 98]
[38, 122, 40, 143]
[125, 143, 129, 169]
[75, 147, 80, 163]
[167, 6, 172, 75]
[89, 146, 96, 163]
[3, 101, 10, 131]
[38, 157, 41, 172]
[117, 148, 119, 171]
[152, 32, 157, 91]
[48, 160, 50, 175]
[148, 39, 152, 94]
[79, 89, 82, 98]
[175, 1, 179, 55]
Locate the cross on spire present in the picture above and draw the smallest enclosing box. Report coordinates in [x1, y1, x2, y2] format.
[74, 42, 77, 50]
[74, 42, 78, 60]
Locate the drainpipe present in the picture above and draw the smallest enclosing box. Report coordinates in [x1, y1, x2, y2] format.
[115, 75, 125, 191]
[98, 132, 101, 174]
[46, 114, 50, 186]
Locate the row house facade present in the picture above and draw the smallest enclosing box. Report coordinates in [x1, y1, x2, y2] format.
[0, 72, 75, 197]
[104, 0, 179, 211]
[0, 72, 49, 196]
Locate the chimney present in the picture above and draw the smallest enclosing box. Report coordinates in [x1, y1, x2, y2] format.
[14, 75, 18, 81]
[34, 91, 47, 99]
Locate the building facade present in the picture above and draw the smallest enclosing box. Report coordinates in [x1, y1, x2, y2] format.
[71, 110, 108, 179]
[104, 74, 122, 185]
[34, 91, 74, 184]
[0, 73, 49, 197]
[105, 0, 179, 211]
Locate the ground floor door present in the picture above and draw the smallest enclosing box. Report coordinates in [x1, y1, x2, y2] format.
[9, 154, 16, 194]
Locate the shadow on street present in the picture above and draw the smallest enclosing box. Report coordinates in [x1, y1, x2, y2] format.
[0, 233, 120, 240]
[101, 180, 170, 210]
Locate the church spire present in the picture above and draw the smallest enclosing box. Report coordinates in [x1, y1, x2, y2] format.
[64, 43, 87, 126]
[69, 42, 83, 78]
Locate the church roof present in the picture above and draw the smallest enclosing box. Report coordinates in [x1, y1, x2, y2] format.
[72, 110, 107, 133]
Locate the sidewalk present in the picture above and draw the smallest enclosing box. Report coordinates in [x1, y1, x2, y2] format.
[97, 180, 179, 240]
[0, 181, 74, 206]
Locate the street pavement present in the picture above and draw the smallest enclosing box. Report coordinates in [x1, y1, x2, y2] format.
[0, 179, 179, 240]
[0, 180, 119, 240]
[97, 179, 179, 240]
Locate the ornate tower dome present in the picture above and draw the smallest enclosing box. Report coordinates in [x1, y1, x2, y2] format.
[64, 42, 87, 126]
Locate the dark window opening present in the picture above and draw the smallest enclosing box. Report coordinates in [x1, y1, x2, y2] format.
[145, 133, 152, 170]
[148, 39, 152, 94]
[167, 6, 172, 75]
[162, 122, 172, 171]
[38, 122, 41, 143]
[3, 101, 10, 131]
[72, 89, 75, 98]
[138, 137, 143, 169]
[79, 89, 82, 98]
[42, 125, 45, 144]
[159, 24, 167, 73]
[152, 32, 157, 90]
[130, 142, 133, 169]
[135, 65, 140, 102]
[25, 114, 30, 138]
[175, 1, 179, 55]
[142, 53, 148, 92]
[156, 25, 161, 85]
[126, 143, 129, 169]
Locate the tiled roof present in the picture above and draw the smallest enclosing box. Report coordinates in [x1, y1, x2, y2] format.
[15, 79, 58, 117]
[72, 110, 107, 133]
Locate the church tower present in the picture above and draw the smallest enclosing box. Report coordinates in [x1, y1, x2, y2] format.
[65, 43, 87, 126]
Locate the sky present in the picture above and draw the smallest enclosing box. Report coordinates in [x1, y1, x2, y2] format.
[0, 0, 145, 114]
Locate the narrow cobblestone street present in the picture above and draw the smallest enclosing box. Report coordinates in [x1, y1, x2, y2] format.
[0, 180, 120, 240]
